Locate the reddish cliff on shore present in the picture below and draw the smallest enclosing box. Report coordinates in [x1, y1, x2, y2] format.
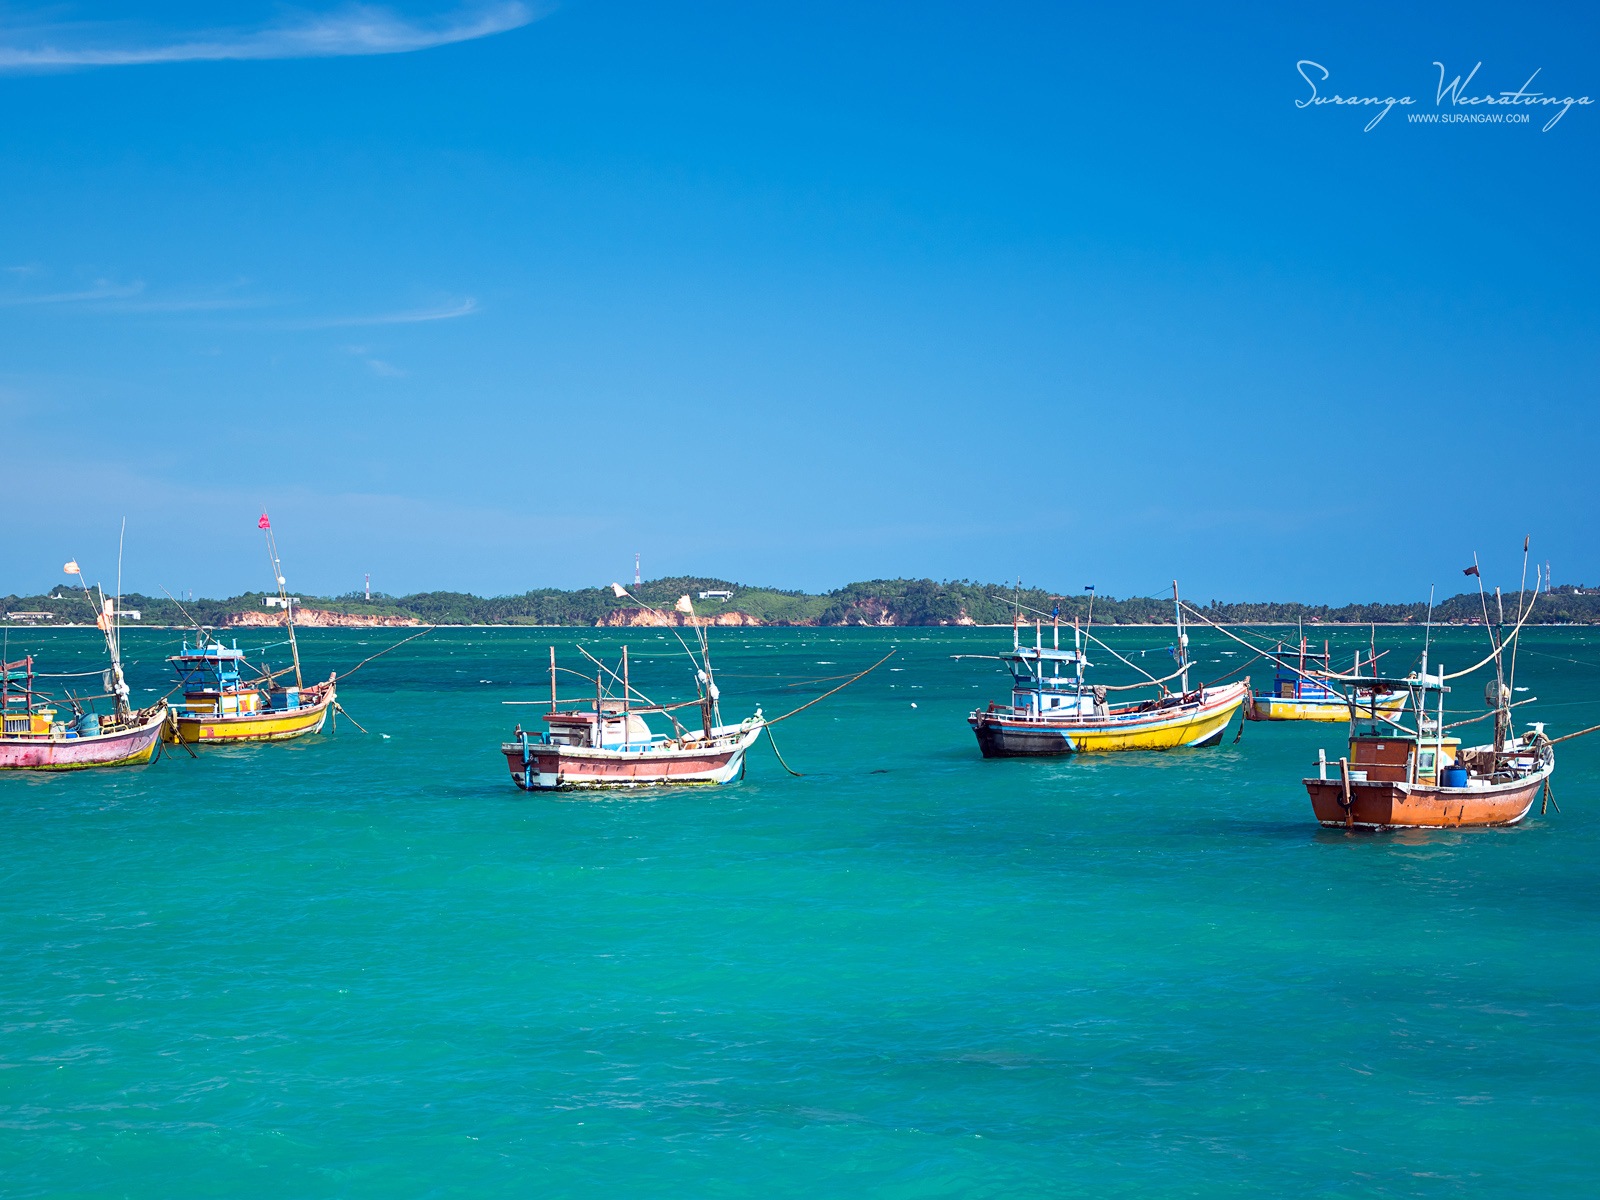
[222, 608, 423, 629]
[595, 608, 766, 628]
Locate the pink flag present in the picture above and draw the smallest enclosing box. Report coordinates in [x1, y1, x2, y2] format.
[258, 513, 271, 530]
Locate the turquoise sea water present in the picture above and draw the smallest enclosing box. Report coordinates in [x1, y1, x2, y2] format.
[2, 624, 1598, 1198]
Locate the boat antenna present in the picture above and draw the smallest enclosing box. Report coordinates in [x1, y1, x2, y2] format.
[116, 517, 125, 647]
[1469, 551, 1502, 675]
[160, 584, 208, 645]
[1171, 580, 1190, 695]
[1420, 583, 1435, 676]
[1506, 536, 1532, 737]
[261, 511, 303, 688]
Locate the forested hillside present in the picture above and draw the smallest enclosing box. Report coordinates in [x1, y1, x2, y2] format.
[5, 579, 1597, 628]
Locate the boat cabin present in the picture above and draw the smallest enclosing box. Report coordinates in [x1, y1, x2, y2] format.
[1, 657, 49, 734]
[1002, 647, 1101, 717]
[542, 703, 655, 750]
[169, 640, 268, 717]
[1266, 643, 1339, 702]
[1344, 734, 1462, 784]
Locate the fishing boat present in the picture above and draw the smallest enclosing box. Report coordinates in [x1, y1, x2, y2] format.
[963, 583, 1250, 757]
[502, 589, 764, 791]
[0, 558, 167, 771]
[164, 513, 336, 745]
[165, 639, 336, 744]
[1302, 547, 1555, 829]
[1248, 637, 1408, 722]
[502, 677, 766, 790]
[1303, 673, 1553, 829]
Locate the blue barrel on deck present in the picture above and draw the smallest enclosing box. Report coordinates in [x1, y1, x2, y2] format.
[1440, 765, 1468, 788]
[75, 711, 100, 737]
[271, 687, 300, 711]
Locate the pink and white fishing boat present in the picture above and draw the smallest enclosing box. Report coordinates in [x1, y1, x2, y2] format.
[502, 697, 765, 791]
[0, 556, 167, 772]
[499, 585, 894, 794]
[501, 588, 766, 791]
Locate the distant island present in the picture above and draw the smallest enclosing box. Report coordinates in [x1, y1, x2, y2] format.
[4, 577, 1596, 628]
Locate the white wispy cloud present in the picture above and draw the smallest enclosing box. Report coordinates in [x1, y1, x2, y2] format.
[0, 271, 478, 327]
[0, 279, 145, 305]
[0, 276, 266, 312]
[0, 3, 538, 71]
[343, 344, 409, 377]
[286, 298, 480, 328]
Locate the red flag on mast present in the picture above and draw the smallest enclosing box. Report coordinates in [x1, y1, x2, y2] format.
[258, 513, 271, 530]
[1463, 564, 1480, 577]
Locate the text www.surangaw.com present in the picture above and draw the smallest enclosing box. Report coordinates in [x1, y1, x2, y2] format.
[1408, 112, 1530, 124]
[1296, 60, 1591, 131]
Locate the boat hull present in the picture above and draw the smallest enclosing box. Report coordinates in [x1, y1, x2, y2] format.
[0, 705, 167, 771]
[970, 682, 1249, 757]
[502, 725, 762, 791]
[1304, 764, 1551, 829]
[1249, 690, 1407, 723]
[167, 684, 335, 744]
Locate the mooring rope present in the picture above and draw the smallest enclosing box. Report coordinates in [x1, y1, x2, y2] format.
[765, 724, 804, 776]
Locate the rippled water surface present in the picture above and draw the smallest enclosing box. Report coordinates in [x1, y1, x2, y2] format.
[3, 625, 1598, 1197]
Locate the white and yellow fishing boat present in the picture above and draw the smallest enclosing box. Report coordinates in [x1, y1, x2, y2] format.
[962, 582, 1248, 757]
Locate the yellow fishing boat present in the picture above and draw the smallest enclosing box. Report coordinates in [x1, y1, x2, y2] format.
[164, 511, 336, 746]
[164, 639, 335, 744]
[1247, 638, 1408, 723]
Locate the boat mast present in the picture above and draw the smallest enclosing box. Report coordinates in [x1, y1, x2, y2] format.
[261, 514, 303, 689]
[1171, 580, 1190, 695]
[549, 646, 558, 712]
[64, 558, 131, 721]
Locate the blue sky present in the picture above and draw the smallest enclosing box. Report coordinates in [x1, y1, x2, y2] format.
[0, 1, 1594, 602]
